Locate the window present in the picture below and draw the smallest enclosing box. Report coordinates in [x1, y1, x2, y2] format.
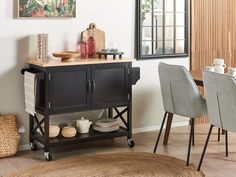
[136, 0, 189, 59]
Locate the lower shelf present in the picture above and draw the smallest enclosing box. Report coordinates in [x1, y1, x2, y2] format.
[32, 128, 129, 148]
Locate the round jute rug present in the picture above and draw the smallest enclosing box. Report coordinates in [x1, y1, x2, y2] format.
[7, 152, 204, 177]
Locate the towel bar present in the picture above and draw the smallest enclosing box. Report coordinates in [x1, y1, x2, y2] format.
[21, 68, 45, 80]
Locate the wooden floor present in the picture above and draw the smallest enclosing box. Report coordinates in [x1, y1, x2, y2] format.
[1, 124, 236, 177]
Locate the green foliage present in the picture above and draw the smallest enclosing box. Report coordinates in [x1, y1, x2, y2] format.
[19, 0, 76, 17]
[142, 0, 152, 22]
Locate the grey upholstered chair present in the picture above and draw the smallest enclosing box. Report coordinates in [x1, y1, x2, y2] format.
[198, 71, 236, 170]
[154, 62, 207, 166]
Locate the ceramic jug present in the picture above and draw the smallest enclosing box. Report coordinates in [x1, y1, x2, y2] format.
[76, 117, 92, 134]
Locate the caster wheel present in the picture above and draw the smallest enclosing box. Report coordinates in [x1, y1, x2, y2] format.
[44, 152, 53, 161]
[30, 143, 38, 151]
[128, 139, 135, 148]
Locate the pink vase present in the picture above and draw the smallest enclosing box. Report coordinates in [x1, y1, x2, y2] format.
[87, 36, 96, 58]
[77, 42, 87, 59]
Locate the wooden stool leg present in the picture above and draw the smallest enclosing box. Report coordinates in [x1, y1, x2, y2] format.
[163, 113, 174, 145]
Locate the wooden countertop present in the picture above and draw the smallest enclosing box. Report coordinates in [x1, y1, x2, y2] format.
[26, 58, 136, 67]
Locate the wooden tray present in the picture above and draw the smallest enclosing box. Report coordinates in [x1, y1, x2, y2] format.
[52, 51, 81, 61]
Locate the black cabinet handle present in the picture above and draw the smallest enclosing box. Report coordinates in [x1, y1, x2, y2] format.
[92, 80, 96, 93]
[87, 80, 92, 91]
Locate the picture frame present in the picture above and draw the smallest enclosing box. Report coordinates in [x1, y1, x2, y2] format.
[18, 0, 76, 18]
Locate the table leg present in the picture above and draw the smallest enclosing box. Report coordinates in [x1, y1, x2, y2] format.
[163, 113, 174, 145]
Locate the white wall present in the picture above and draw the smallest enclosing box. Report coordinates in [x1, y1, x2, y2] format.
[0, 0, 189, 146]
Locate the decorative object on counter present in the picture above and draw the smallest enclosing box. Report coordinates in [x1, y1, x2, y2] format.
[107, 41, 119, 52]
[97, 51, 124, 59]
[81, 23, 105, 55]
[76, 40, 88, 59]
[0, 115, 20, 158]
[52, 51, 80, 61]
[93, 118, 120, 133]
[37, 33, 48, 62]
[27, 34, 48, 61]
[87, 31, 96, 58]
[61, 126, 77, 138]
[76, 117, 92, 134]
[18, 0, 76, 18]
[49, 125, 60, 138]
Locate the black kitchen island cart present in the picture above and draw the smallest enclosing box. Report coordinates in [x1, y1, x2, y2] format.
[23, 58, 140, 161]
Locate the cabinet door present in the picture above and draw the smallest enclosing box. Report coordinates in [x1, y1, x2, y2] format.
[50, 66, 91, 114]
[91, 63, 129, 109]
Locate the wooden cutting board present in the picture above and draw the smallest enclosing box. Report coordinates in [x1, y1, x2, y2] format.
[81, 23, 105, 53]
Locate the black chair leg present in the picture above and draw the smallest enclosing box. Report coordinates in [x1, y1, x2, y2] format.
[192, 118, 195, 146]
[225, 130, 228, 157]
[153, 112, 168, 153]
[218, 128, 221, 142]
[197, 125, 214, 171]
[186, 118, 194, 166]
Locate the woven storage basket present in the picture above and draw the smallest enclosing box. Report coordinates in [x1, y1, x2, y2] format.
[0, 115, 19, 158]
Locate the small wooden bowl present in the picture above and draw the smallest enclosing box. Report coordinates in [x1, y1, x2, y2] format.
[52, 51, 81, 61]
[49, 125, 60, 138]
[61, 126, 77, 138]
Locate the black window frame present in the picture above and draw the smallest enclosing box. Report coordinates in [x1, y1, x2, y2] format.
[136, 0, 189, 60]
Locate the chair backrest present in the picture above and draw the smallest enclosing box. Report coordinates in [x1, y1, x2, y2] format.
[203, 71, 236, 131]
[158, 62, 206, 118]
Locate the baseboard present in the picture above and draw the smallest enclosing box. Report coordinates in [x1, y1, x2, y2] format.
[18, 144, 30, 151]
[132, 120, 189, 134]
[18, 120, 189, 151]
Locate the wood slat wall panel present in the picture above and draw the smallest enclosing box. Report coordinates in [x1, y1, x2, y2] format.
[191, 0, 236, 124]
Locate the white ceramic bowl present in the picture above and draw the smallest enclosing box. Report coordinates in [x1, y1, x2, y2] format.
[49, 125, 60, 138]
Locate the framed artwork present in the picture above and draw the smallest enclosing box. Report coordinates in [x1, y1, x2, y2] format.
[18, 0, 76, 18]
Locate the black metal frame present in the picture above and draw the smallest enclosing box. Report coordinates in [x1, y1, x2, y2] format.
[153, 112, 195, 166]
[197, 125, 229, 171]
[135, 0, 189, 60]
[24, 62, 136, 160]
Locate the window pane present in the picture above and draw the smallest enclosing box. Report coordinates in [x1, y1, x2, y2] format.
[154, 0, 163, 11]
[141, 0, 152, 26]
[176, 27, 185, 39]
[165, 13, 174, 26]
[154, 27, 163, 41]
[142, 12, 152, 26]
[176, 0, 185, 12]
[154, 41, 164, 54]
[165, 0, 174, 12]
[176, 13, 185, 26]
[165, 27, 174, 40]
[165, 40, 174, 54]
[142, 41, 152, 55]
[142, 27, 152, 40]
[176, 40, 185, 53]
